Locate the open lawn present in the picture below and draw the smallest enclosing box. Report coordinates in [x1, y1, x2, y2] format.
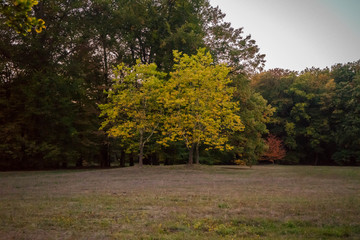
[0, 165, 359, 239]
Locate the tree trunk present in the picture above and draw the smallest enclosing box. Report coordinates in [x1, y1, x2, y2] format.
[152, 153, 159, 165]
[188, 143, 195, 165]
[314, 152, 319, 166]
[139, 147, 144, 166]
[102, 37, 109, 84]
[20, 128, 26, 166]
[139, 131, 144, 166]
[100, 143, 110, 167]
[130, 153, 135, 166]
[76, 158, 83, 167]
[120, 150, 126, 167]
[195, 143, 200, 164]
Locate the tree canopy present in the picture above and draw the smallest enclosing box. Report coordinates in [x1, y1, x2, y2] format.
[1, 0, 359, 169]
[159, 49, 244, 164]
[100, 61, 165, 166]
[252, 62, 360, 165]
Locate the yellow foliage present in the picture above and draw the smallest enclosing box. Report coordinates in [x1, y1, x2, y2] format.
[3, 0, 46, 35]
[100, 49, 245, 156]
[159, 48, 244, 150]
[234, 159, 246, 166]
[99, 61, 165, 153]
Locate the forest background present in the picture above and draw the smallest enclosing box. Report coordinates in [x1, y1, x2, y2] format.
[1, 0, 359, 170]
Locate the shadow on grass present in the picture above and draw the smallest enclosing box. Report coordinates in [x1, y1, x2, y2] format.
[221, 166, 253, 170]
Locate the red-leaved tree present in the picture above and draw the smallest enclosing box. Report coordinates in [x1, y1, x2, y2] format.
[262, 134, 286, 163]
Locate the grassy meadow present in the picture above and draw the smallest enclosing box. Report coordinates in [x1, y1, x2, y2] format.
[0, 165, 359, 239]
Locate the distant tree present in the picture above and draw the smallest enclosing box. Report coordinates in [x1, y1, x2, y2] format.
[229, 74, 274, 166]
[252, 69, 334, 165]
[251, 69, 296, 106]
[159, 49, 244, 164]
[201, 3, 265, 74]
[251, 69, 298, 163]
[262, 134, 286, 163]
[111, 0, 205, 72]
[284, 69, 334, 165]
[331, 61, 360, 165]
[0, 0, 108, 169]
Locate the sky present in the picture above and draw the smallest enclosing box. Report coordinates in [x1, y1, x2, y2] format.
[209, 0, 360, 71]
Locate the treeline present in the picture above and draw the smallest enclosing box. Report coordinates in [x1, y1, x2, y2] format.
[0, 0, 269, 170]
[252, 63, 360, 166]
[1, 1, 359, 170]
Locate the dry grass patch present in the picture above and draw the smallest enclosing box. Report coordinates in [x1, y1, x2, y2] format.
[0, 165, 359, 239]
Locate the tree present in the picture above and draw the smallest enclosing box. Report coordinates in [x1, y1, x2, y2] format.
[159, 49, 244, 164]
[331, 61, 360, 165]
[284, 69, 334, 165]
[0, 0, 106, 169]
[110, 0, 205, 72]
[261, 134, 286, 163]
[201, 3, 265, 75]
[99, 61, 165, 166]
[251, 69, 297, 163]
[229, 74, 274, 166]
[0, 0, 45, 35]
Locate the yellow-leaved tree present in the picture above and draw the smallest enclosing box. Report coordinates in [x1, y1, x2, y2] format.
[99, 60, 165, 166]
[159, 49, 245, 164]
[1, 0, 46, 35]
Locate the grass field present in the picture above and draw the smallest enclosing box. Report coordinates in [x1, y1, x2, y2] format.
[0, 165, 359, 239]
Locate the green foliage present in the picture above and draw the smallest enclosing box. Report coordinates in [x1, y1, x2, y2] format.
[286, 69, 334, 163]
[255, 69, 335, 164]
[251, 69, 297, 135]
[229, 74, 274, 166]
[112, 0, 206, 72]
[253, 62, 360, 166]
[0, 72, 83, 169]
[0, 0, 106, 169]
[278, 151, 302, 165]
[330, 61, 360, 165]
[202, 3, 265, 74]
